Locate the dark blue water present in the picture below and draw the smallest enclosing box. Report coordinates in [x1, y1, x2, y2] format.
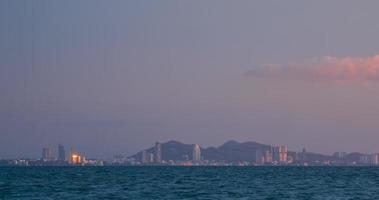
[1, 166, 379, 199]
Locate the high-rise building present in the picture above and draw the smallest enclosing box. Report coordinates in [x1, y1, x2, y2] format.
[42, 148, 52, 161]
[272, 146, 287, 163]
[279, 146, 288, 163]
[264, 150, 273, 163]
[301, 148, 307, 162]
[58, 144, 66, 161]
[69, 151, 84, 165]
[141, 150, 148, 163]
[272, 146, 280, 162]
[154, 142, 162, 163]
[192, 144, 201, 162]
[371, 154, 379, 165]
[148, 153, 154, 163]
[255, 149, 264, 164]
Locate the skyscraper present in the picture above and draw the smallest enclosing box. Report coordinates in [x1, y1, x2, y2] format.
[42, 148, 51, 161]
[148, 153, 154, 163]
[264, 150, 273, 163]
[58, 144, 66, 161]
[272, 146, 280, 162]
[272, 146, 288, 163]
[154, 142, 162, 163]
[279, 146, 288, 163]
[192, 144, 201, 162]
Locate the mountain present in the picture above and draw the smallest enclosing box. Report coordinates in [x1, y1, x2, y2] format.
[203, 140, 271, 162]
[132, 140, 194, 161]
[343, 152, 366, 163]
[302, 152, 334, 162]
[132, 140, 270, 162]
[130, 140, 365, 164]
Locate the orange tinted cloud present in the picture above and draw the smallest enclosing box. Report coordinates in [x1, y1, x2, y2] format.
[246, 54, 379, 82]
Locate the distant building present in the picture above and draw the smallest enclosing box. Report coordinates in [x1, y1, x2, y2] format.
[154, 142, 162, 163]
[333, 152, 347, 159]
[272, 147, 279, 162]
[287, 155, 294, 164]
[264, 150, 273, 163]
[141, 150, 148, 163]
[360, 154, 379, 165]
[42, 148, 52, 161]
[272, 146, 287, 163]
[255, 149, 264, 164]
[58, 145, 66, 161]
[372, 154, 379, 165]
[279, 146, 288, 163]
[360, 155, 370, 164]
[300, 148, 307, 162]
[70, 151, 84, 165]
[148, 153, 154, 163]
[192, 144, 201, 162]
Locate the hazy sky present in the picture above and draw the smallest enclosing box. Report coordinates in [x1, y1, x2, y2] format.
[2, 1, 379, 159]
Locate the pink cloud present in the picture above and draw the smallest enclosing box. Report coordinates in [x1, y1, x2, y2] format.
[246, 54, 379, 82]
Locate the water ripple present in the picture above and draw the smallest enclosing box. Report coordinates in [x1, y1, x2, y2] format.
[1, 166, 379, 199]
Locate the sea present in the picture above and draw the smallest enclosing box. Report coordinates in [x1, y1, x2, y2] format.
[1, 166, 379, 199]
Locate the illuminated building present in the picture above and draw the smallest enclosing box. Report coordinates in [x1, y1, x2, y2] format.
[279, 146, 288, 163]
[272, 146, 287, 163]
[70, 152, 84, 165]
[192, 144, 201, 161]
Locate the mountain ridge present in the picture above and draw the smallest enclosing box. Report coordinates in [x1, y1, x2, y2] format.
[130, 140, 369, 164]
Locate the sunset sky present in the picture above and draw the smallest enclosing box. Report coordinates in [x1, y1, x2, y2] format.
[2, 1, 379, 159]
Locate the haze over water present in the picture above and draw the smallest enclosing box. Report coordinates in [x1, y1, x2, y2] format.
[2, 1, 379, 159]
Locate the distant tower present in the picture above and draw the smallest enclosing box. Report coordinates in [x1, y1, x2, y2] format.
[141, 150, 148, 163]
[272, 146, 287, 163]
[279, 146, 288, 163]
[272, 146, 280, 162]
[264, 150, 273, 163]
[301, 148, 307, 162]
[192, 144, 201, 162]
[154, 142, 162, 163]
[148, 153, 154, 163]
[255, 149, 264, 164]
[58, 144, 66, 161]
[69, 151, 83, 165]
[42, 148, 52, 161]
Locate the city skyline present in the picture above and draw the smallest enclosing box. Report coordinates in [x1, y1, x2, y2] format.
[3, 139, 379, 167]
[5, 138, 379, 162]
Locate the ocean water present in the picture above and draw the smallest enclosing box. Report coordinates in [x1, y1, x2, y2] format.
[1, 166, 379, 199]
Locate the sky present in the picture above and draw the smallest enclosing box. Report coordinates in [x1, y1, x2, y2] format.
[2, 1, 379, 159]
